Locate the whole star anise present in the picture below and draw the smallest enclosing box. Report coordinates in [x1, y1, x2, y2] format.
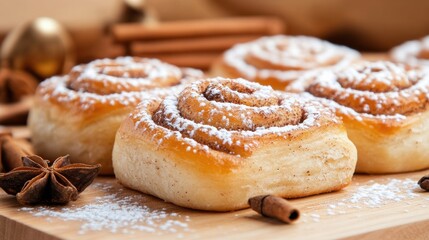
[0, 155, 100, 205]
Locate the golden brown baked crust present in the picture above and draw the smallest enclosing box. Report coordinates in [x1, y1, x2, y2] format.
[287, 61, 429, 173]
[113, 77, 357, 211]
[211, 35, 360, 90]
[28, 57, 202, 174]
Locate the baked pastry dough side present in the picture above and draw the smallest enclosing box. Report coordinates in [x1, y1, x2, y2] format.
[343, 110, 429, 173]
[28, 57, 202, 174]
[29, 95, 131, 174]
[114, 119, 356, 211]
[287, 61, 429, 173]
[113, 78, 357, 211]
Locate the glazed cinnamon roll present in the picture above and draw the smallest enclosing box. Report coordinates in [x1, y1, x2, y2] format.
[112, 77, 357, 211]
[211, 35, 360, 90]
[28, 57, 202, 174]
[390, 36, 429, 67]
[287, 61, 429, 173]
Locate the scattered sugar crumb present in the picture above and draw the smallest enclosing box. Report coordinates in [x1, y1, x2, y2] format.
[18, 183, 191, 236]
[302, 178, 423, 223]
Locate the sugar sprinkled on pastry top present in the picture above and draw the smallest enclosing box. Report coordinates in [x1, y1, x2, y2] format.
[132, 77, 339, 157]
[222, 35, 360, 83]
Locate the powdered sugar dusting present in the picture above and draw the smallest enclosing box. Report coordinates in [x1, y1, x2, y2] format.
[69, 57, 185, 94]
[38, 57, 203, 112]
[391, 36, 429, 67]
[301, 178, 423, 223]
[347, 179, 418, 207]
[287, 61, 429, 122]
[40, 76, 175, 110]
[18, 183, 191, 236]
[223, 35, 360, 83]
[336, 61, 411, 90]
[133, 77, 338, 156]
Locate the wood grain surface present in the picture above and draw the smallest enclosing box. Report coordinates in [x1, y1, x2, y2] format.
[1, 171, 429, 240]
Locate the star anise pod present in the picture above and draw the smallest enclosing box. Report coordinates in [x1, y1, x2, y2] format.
[0, 155, 100, 205]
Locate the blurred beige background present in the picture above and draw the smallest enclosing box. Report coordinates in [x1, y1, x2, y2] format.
[0, 0, 429, 51]
[0, 0, 123, 50]
[147, 0, 429, 51]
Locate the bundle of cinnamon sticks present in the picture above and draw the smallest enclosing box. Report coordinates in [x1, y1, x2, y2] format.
[112, 17, 286, 70]
[0, 69, 37, 125]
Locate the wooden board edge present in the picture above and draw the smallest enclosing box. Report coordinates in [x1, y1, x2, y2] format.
[342, 218, 429, 240]
[0, 214, 61, 240]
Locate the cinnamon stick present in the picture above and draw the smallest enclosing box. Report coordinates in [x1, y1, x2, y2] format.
[0, 68, 38, 103]
[418, 175, 429, 191]
[112, 17, 285, 42]
[76, 36, 126, 63]
[0, 131, 33, 172]
[3, 126, 31, 140]
[131, 35, 261, 54]
[0, 97, 33, 125]
[134, 52, 220, 70]
[248, 195, 300, 224]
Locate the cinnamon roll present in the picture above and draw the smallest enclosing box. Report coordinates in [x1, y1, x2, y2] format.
[211, 35, 360, 90]
[28, 57, 202, 174]
[287, 61, 429, 173]
[112, 77, 357, 211]
[390, 36, 429, 67]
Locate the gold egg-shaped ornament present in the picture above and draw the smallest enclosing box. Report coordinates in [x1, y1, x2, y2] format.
[0, 17, 75, 80]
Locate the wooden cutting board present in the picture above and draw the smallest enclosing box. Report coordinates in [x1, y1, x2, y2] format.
[0, 53, 424, 239]
[1, 171, 429, 240]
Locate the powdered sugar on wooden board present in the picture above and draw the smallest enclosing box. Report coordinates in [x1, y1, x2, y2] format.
[3, 174, 429, 239]
[299, 177, 425, 224]
[14, 178, 426, 227]
[18, 182, 192, 237]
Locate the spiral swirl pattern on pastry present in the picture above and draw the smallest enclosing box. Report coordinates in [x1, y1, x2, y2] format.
[114, 77, 357, 210]
[288, 60, 429, 173]
[214, 35, 360, 89]
[133, 77, 335, 157]
[29, 57, 202, 175]
[390, 36, 429, 67]
[39, 57, 202, 113]
[290, 61, 429, 121]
